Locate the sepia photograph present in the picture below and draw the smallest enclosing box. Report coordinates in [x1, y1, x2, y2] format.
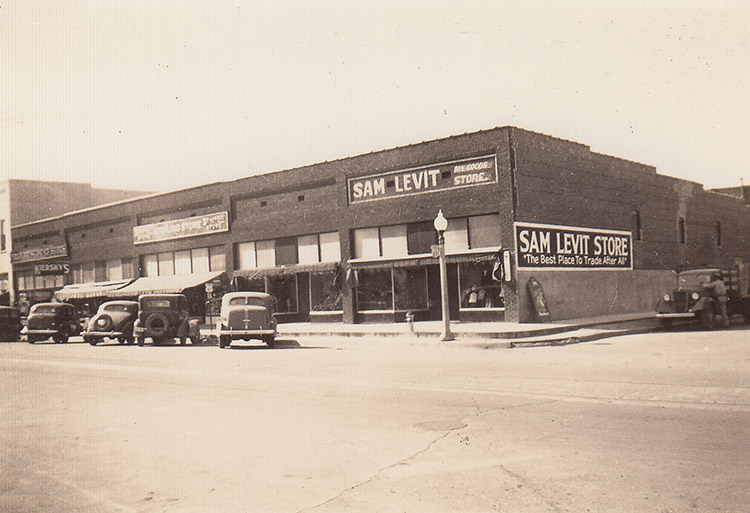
[2, 1, 749, 511]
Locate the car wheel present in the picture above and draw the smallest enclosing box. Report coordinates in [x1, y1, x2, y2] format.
[264, 335, 276, 348]
[190, 336, 200, 345]
[700, 306, 715, 330]
[137, 336, 145, 346]
[659, 319, 672, 331]
[179, 336, 186, 345]
[144, 313, 170, 338]
[219, 335, 230, 349]
[87, 336, 98, 346]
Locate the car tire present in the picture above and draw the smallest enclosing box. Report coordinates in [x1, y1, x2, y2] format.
[264, 335, 275, 348]
[137, 336, 145, 346]
[659, 319, 672, 331]
[219, 335, 230, 349]
[87, 336, 98, 346]
[190, 336, 200, 345]
[144, 313, 170, 338]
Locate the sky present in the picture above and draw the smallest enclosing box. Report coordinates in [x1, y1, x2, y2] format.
[2, 1, 749, 193]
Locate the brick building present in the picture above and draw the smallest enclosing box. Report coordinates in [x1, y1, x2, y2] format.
[0, 179, 149, 306]
[10, 127, 750, 324]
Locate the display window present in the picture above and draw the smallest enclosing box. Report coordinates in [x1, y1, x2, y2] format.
[310, 271, 342, 312]
[393, 267, 428, 310]
[267, 274, 298, 313]
[458, 261, 504, 310]
[356, 269, 393, 311]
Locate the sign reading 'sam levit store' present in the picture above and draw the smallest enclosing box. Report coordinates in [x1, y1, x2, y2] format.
[347, 155, 498, 204]
[515, 222, 632, 270]
[134, 211, 229, 245]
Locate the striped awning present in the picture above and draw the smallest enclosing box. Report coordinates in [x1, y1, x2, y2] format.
[108, 271, 225, 298]
[234, 262, 339, 280]
[55, 279, 134, 300]
[348, 251, 498, 270]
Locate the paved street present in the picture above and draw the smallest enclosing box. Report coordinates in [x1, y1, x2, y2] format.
[2, 327, 749, 513]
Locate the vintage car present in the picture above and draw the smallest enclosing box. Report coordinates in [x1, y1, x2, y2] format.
[134, 294, 200, 345]
[0, 306, 22, 341]
[83, 300, 139, 345]
[656, 267, 750, 329]
[216, 292, 277, 349]
[23, 302, 82, 343]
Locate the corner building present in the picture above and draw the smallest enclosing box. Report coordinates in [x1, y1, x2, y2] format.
[11, 127, 750, 324]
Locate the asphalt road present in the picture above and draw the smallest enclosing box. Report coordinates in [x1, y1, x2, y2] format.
[1, 326, 749, 513]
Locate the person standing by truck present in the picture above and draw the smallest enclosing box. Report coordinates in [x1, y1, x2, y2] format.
[703, 273, 730, 328]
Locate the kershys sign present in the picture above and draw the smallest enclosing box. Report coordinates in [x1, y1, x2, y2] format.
[514, 222, 632, 270]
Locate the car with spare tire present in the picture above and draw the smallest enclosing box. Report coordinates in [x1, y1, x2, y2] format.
[83, 300, 139, 345]
[134, 294, 200, 345]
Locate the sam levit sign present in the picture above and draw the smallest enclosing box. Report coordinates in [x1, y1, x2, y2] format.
[134, 211, 229, 245]
[515, 222, 632, 270]
[347, 155, 498, 204]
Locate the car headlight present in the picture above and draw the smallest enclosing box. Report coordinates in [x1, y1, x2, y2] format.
[663, 294, 671, 302]
[691, 292, 700, 301]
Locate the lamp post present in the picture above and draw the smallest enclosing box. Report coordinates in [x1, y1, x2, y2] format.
[433, 210, 455, 341]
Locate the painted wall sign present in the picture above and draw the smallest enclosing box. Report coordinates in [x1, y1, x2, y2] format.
[11, 244, 68, 263]
[34, 262, 70, 275]
[134, 211, 229, 245]
[514, 222, 632, 270]
[347, 155, 498, 204]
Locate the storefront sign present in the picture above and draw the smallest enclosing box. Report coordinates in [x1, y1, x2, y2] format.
[11, 244, 68, 263]
[34, 262, 70, 275]
[514, 222, 632, 270]
[134, 211, 229, 245]
[347, 155, 498, 204]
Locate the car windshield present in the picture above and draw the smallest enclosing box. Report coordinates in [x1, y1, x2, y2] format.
[678, 273, 714, 288]
[31, 305, 59, 314]
[229, 296, 267, 307]
[143, 299, 172, 308]
[104, 304, 135, 313]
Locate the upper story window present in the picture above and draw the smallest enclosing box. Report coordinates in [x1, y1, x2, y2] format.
[678, 217, 686, 245]
[143, 246, 225, 277]
[352, 214, 501, 259]
[235, 232, 340, 270]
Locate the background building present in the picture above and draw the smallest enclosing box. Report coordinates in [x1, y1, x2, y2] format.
[10, 127, 750, 324]
[1, 179, 149, 306]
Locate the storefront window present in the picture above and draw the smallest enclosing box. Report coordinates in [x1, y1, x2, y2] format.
[393, 267, 428, 310]
[310, 271, 342, 312]
[356, 269, 393, 311]
[458, 261, 504, 309]
[268, 274, 298, 313]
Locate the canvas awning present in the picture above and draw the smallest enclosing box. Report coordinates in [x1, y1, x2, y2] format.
[234, 262, 339, 280]
[55, 279, 134, 300]
[348, 251, 498, 270]
[107, 271, 225, 298]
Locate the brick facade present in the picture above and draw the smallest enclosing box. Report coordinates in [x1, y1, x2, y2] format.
[11, 127, 750, 323]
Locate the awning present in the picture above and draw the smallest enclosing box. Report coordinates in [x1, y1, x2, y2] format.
[235, 262, 339, 280]
[108, 271, 225, 298]
[55, 279, 134, 300]
[348, 251, 498, 270]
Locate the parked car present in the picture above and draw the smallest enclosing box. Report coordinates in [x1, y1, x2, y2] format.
[0, 306, 22, 341]
[134, 294, 200, 345]
[23, 302, 82, 343]
[216, 291, 277, 349]
[83, 300, 139, 345]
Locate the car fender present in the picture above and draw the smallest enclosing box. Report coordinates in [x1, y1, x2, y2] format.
[690, 297, 716, 313]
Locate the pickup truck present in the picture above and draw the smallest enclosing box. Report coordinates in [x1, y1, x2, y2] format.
[656, 265, 750, 329]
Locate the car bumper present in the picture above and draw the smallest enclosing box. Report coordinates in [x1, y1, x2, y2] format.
[84, 330, 127, 338]
[656, 312, 697, 319]
[23, 328, 59, 336]
[218, 329, 275, 336]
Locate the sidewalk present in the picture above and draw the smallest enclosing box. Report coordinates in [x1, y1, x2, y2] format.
[276, 311, 659, 348]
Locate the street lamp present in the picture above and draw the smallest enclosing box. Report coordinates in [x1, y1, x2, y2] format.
[433, 210, 455, 341]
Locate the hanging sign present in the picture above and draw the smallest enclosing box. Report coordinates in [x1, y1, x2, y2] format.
[11, 244, 68, 263]
[347, 155, 498, 204]
[515, 222, 632, 270]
